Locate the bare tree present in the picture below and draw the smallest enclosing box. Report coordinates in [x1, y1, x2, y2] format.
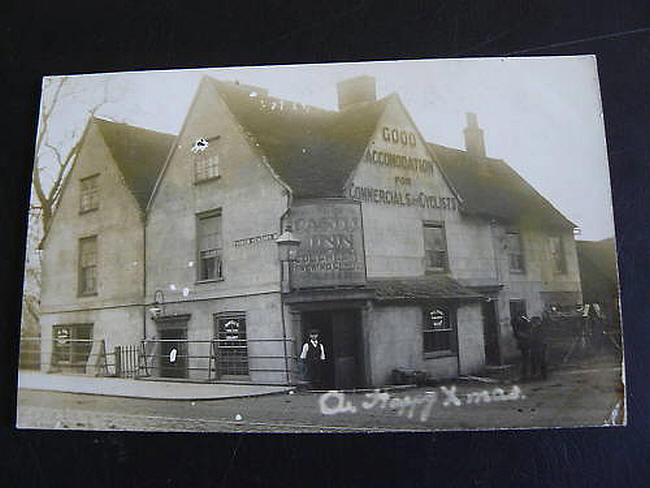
[31, 77, 111, 235]
[21, 76, 113, 337]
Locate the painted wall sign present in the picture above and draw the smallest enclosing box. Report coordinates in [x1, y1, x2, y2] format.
[363, 148, 435, 177]
[233, 232, 279, 248]
[288, 201, 366, 288]
[382, 126, 417, 146]
[348, 184, 459, 211]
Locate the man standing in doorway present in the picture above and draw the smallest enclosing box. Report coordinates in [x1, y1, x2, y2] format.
[300, 329, 326, 389]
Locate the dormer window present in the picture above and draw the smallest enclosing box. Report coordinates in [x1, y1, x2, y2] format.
[80, 174, 99, 213]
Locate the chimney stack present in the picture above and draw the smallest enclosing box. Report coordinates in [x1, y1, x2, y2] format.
[463, 112, 486, 158]
[337, 76, 376, 111]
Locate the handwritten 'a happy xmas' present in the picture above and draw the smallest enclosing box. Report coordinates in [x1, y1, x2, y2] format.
[319, 385, 525, 423]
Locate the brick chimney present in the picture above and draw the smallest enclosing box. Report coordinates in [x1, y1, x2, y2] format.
[337, 76, 376, 110]
[463, 112, 486, 158]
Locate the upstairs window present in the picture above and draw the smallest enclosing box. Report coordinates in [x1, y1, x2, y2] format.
[423, 307, 455, 355]
[80, 174, 99, 213]
[423, 222, 448, 272]
[549, 236, 567, 274]
[78, 236, 98, 296]
[197, 210, 223, 281]
[194, 154, 220, 183]
[506, 231, 525, 273]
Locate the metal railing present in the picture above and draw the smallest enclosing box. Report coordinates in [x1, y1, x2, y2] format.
[140, 338, 299, 383]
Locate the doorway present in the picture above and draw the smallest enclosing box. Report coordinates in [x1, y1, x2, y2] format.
[301, 309, 365, 389]
[158, 325, 188, 379]
[481, 300, 501, 365]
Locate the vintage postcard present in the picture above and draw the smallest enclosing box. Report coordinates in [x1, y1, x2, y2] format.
[17, 58, 624, 432]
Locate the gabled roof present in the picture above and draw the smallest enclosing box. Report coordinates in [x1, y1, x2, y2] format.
[95, 118, 176, 211]
[207, 77, 390, 198]
[428, 143, 575, 229]
[368, 276, 482, 301]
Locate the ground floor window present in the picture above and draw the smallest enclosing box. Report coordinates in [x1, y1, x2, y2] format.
[52, 324, 93, 370]
[214, 312, 249, 376]
[423, 306, 456, 355]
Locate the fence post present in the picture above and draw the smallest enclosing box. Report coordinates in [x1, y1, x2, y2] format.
[114, 346, 122, 378]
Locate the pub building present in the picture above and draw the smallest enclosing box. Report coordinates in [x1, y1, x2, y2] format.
[38, 75, 581, 388]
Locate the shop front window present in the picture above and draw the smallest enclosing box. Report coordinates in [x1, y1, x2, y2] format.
[214, 312, 249, 377]
[423, 306, 455, 355]
[52, 324, 93, 371]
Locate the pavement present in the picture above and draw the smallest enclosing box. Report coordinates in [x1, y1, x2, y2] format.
[17, 371, 291, 400]
[16, 354, 625, 432]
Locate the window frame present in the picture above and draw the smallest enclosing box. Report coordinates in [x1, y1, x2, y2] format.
[549, 235, 567, 274]
[51, 323, 93, 370]
[196, 209, 223, 283]
[423, 221, 449, 274]
[79, 174, 99, 214]
[422, 305, 457, 358]
[77, 235, 98, 297]
[506, 229, 526, 274]
[194, 153, 221, 184]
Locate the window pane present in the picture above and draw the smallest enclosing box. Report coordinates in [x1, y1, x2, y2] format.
[80, 175, 99, 211]
[199, 214, 222, 249]
[79, 237, 97, 294]
[424, 308, 453, 353]
[215, 315, 249, 376]
[424, 224, 447, 270]
[195, 155, 219, 182]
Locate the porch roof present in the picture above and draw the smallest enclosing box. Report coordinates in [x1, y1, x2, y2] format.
[367, 275, 483, 301]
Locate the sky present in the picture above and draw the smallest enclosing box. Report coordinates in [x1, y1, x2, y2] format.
[38, 57, 615, 241]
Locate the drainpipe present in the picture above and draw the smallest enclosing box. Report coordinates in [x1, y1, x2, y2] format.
[142, 212, 147, 341]
[279, 190, 293, 385]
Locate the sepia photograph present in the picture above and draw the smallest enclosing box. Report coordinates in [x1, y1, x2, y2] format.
[16, 57, 624, 432]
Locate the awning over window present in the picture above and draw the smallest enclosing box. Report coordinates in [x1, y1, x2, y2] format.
[367, 276, 483, 301]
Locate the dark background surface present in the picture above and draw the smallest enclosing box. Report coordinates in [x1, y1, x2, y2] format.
[2, 1, 649, 486]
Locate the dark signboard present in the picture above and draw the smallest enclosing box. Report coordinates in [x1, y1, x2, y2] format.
[288, 200, 366, 289]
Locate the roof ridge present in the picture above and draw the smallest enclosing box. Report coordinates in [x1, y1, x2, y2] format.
[92, 115, 178, 138]
[205, 76, 335, 116]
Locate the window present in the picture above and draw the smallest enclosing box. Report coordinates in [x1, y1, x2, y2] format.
[78, 236, 97, 295]
[214, 313, 249, 376]
[80, 175, 99, 212]
[194, 154, 220, 183]
[197, 210, 223, 281]
[423, 222, 448, 272]
[506, 231, 525, 273]
[423, 307, 455, 354]
[549, 236, 566, 274]
[52, 324, 93, 371]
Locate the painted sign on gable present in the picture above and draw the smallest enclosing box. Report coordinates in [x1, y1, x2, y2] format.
[288, 200, 366, 288]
